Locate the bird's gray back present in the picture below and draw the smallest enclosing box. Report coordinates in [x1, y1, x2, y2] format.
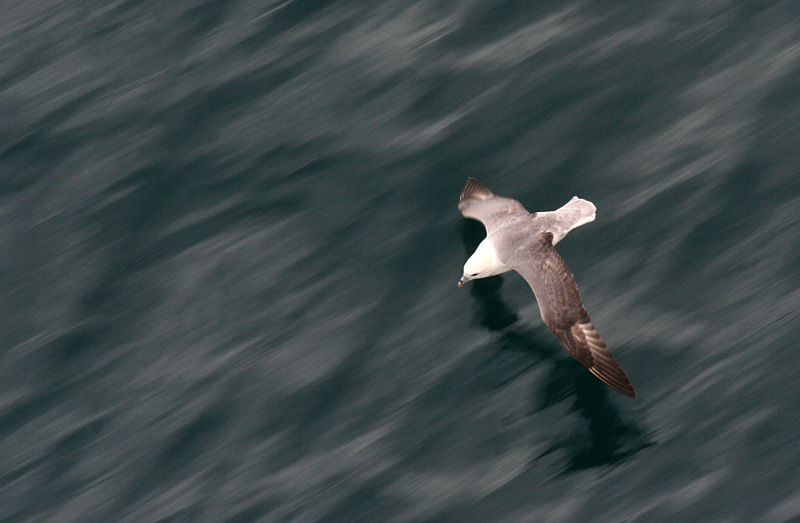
[492, 226, 583, 325]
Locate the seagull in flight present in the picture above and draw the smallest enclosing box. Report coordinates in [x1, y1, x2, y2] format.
[458, 178, 636, 398]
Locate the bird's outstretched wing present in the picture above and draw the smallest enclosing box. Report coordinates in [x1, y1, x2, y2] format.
[506, 232, 637, 398]
[458, 178, 528, 234]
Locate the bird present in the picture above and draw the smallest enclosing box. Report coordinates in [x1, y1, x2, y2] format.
[458, 178, 636, 398]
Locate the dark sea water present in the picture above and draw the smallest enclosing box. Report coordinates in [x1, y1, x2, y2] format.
[3, 1, 800, 521]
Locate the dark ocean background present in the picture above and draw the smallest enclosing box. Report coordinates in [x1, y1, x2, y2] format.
[3, 1, 800, 521]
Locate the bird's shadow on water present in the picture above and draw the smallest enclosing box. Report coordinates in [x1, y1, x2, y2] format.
[460, 220, 653, 473]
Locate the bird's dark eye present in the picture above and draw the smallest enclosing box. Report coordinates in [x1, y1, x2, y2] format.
[471, 273, 478, 276]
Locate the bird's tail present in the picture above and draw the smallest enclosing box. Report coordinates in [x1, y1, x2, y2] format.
[536, 196, 597, 245]
[557, 196, 597, 229]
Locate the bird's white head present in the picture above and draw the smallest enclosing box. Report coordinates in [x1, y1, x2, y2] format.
[458, 238, 510, 286]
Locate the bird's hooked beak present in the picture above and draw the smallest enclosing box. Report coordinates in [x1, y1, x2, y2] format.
[458, 275, 469, 287]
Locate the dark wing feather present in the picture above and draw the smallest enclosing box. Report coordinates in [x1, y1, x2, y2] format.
[505, 232, 636, 398]
[458, 178, 528, 234]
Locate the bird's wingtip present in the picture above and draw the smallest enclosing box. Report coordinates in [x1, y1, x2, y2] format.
[460, 178, 493, 202]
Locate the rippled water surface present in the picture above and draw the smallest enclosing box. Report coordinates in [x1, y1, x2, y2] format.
[3, 1, 800, 521]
